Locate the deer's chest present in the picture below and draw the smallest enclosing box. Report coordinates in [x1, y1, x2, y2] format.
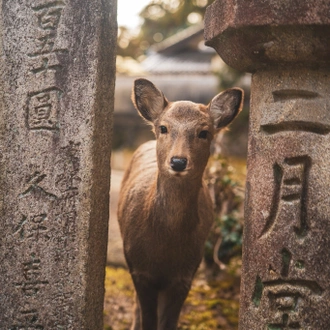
[124, 213, 205, 273]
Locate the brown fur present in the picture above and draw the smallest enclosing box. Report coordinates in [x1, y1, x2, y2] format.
[118, 78, 243, 330]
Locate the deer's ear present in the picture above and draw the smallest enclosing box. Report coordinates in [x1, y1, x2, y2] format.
[132, 78, 168, 122]
[209, 88, 244, 131]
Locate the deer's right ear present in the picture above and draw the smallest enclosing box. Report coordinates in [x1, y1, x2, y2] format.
[132, 78, 168, 122]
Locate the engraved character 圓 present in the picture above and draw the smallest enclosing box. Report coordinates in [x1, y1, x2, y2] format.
[27, 89, 61, 130]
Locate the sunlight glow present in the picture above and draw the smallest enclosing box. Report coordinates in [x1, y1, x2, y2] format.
[117, 0, 152, 28]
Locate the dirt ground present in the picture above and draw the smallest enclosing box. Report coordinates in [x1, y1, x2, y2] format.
[103, 262, 241, 330]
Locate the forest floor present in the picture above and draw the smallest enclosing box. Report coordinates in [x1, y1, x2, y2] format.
[103, 259, 241, 330]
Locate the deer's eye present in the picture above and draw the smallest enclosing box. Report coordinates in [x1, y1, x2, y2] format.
[198, 130, 208, 139]
[160, 126, 168, 134]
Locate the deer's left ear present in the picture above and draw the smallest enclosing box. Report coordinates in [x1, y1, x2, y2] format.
[209, 88, 244, 131]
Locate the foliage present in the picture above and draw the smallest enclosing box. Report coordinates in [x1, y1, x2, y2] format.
[117, 0, 214, 59]
[204, 154, 245, 267]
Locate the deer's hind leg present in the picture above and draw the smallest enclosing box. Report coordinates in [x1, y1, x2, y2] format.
[157, 279, 192, 330]
[131, 274, 158, 330]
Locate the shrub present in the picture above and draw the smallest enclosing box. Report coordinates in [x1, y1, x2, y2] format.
[204, 154, 245, 268]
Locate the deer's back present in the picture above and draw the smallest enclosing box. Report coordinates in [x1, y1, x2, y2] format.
[119, 139, 157, 193]
[117, 140, 157, 232]
[120, 139, 157, 191]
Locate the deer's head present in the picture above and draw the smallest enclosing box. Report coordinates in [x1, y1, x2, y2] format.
[132, 78, 243, 179]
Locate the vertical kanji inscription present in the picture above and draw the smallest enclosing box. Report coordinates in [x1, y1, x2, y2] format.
[26, 0, 67, 131]
[0, 0, 116, 327]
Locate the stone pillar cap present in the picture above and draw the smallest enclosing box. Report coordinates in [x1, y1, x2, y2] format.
[204, 0, 330, 72]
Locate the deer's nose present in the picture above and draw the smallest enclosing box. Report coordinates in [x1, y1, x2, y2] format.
[170, 157, 187, 172]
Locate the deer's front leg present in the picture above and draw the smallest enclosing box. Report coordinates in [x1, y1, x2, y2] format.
[157, 279, 192, 330]
[130, 292, 142, 330]
[131, 274, 158, 330]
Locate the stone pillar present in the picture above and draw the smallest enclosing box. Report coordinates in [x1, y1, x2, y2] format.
[205, 1, 330, 329]
[0, 0, 117, 329]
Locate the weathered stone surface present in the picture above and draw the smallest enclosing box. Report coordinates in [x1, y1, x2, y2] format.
[204, 0, 330, 329]
[205, 0, 330, 72]
[0, 0, 117, 329]
[242, 69, 330, 329]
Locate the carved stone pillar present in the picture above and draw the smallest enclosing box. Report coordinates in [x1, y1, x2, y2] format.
[0, 0, 117, 328]
[205, 1, 330, 328]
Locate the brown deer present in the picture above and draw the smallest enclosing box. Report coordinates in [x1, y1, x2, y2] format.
[117, 78, 243, 330]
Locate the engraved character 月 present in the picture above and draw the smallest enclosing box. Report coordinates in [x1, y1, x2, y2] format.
[260, 156, 311, 238]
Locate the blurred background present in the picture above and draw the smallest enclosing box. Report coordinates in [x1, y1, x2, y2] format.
[105, 1, 251, 329]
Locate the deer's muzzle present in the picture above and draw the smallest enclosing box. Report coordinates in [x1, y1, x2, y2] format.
[170, 157, 187, 172]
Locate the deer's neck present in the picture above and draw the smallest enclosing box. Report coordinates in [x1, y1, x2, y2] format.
[149, 172, 204, 226]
